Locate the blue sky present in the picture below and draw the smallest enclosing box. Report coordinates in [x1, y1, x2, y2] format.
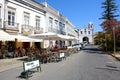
[37, 0, 120, 33]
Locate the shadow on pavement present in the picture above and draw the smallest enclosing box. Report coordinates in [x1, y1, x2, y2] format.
[95, 67, 120, 72]
[82, 45, 104, 54]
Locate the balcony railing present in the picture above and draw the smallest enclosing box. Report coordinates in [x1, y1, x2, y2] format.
[48, 27, 59, 34]
[21, 24, 33, 35]
[60, 30, 66, 35]
[4, 21, 19, 31]
[48, 27, 66, 35]
[34, 27, 43, 34]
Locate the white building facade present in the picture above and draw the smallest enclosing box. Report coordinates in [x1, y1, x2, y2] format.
[0, 0, 45, 34]
[0, 0, 45, 48]
[43, 2, 78, 48]
[78, 22, 94, 44]
[0, 0, 78, 48]
[65, 18, 78, 45]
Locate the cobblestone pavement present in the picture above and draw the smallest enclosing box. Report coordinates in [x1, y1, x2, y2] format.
[0, 56, 27, 72]
[0, 45, 120, 80]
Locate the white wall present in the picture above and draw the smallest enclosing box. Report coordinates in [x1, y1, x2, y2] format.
[79, 28, 93, 43]
[0, 0, 5, 28]
[5, 0, 45, 34]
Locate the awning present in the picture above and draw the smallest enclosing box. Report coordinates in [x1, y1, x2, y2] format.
[0, 30, 42, 42]
[29, 32, 68, 40]
[11, 35, 42, 42]
[0, 30, 14, 41]
[66, 36, 76, 41]
[29, 32, 77, 41]
[57, 34, 77, 41]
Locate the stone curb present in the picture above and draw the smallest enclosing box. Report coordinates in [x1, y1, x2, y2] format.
[111, 54, 120, 61]
[107, 52, 120, 61]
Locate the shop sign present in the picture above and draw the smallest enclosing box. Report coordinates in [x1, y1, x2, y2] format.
[23, 60, 39, 71]
[59, 53, 65, 58]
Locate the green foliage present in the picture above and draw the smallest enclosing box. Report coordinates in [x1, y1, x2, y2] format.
[99, 0, 120, 51]
[94, 32, 105, 46]
[100, 0, 119, 20]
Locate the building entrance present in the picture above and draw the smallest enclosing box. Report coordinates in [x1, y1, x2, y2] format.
[83, 37, 89, 42]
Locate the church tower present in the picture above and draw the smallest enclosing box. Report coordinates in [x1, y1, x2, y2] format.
[88, 22, 93, 30]
[78, 22, 94, 44]
[88, 22, 94, 36]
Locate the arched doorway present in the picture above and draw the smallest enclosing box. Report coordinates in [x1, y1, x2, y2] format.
[83, 37, 89, 42]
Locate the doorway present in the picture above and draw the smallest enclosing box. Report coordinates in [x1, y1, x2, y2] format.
[83, 37, 89, 42]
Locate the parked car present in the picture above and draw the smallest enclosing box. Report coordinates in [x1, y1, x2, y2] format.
[79, 43, 84, 49]
[83, 41, 88, 46]
[72, 43, 82, 51]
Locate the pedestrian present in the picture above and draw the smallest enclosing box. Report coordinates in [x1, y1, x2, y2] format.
[21, 47, 26, 57]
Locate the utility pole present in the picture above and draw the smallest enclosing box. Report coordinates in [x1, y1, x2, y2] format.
[113, 26, 116, 55]
[104, 31, 107, 52]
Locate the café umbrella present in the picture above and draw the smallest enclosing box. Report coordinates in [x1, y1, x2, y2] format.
[0, 30, 14, 41]
[11, 35, 42, 42]
[29, 32, 67, 40]
[29, 32, 77, 41]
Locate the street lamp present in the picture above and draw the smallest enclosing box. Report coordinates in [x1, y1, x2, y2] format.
[113, 27, 116, 55]
[113, 24, 118, 55]
[104, 30, 107, 51]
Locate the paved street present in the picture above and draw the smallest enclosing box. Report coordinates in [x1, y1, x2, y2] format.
[0, 45, 120, 80]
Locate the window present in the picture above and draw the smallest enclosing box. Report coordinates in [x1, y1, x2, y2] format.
[8, 11, 15, 26]
[59, 22, 62, 27]
[63, 24, 65, 30]
[62, 24, 65, 34]
[24, 12, 30, 25]
[88, 31, 90, 34]
[84, 29, 86, 34]
[49, 17, 53, 28]
[7, 7, 16, 26]
[35, 16, 40, 29]
[81, 31, 83, 34]
[54, 20, 58, 29]
[59, 22, 62, 33]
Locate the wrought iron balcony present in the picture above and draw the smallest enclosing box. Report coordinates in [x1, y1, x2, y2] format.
[4, 21, 19, 31]
[48, 27, 59, 34]
[21, 24, 33, 35]
[34, 27, 43, 34]
[60, 30, 66, 35]
[48, 27, 66, 35]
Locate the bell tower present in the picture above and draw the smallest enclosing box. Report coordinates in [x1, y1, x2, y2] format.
[88, 22, 93, 30]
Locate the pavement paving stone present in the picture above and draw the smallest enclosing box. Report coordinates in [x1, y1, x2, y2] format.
[0, 56, 27, 72]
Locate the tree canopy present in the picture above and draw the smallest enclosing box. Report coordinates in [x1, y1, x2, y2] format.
[100, 0, 119, 20]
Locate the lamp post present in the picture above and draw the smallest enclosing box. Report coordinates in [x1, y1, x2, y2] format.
[113, 27, 116, 55]
[104, 30, 107, 51]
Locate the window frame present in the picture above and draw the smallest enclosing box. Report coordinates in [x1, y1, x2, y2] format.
[35, 16, 40, 30]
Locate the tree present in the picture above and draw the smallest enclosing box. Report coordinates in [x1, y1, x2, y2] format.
[94, 32, 105, 45]
[100, 19, 120, 51]
[99, 0, 119, 51]
[100, 0, 119, 20]
[115, 21, 120, 50]
[101, 19, 118, 31]
[100, 0, 119, 32]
